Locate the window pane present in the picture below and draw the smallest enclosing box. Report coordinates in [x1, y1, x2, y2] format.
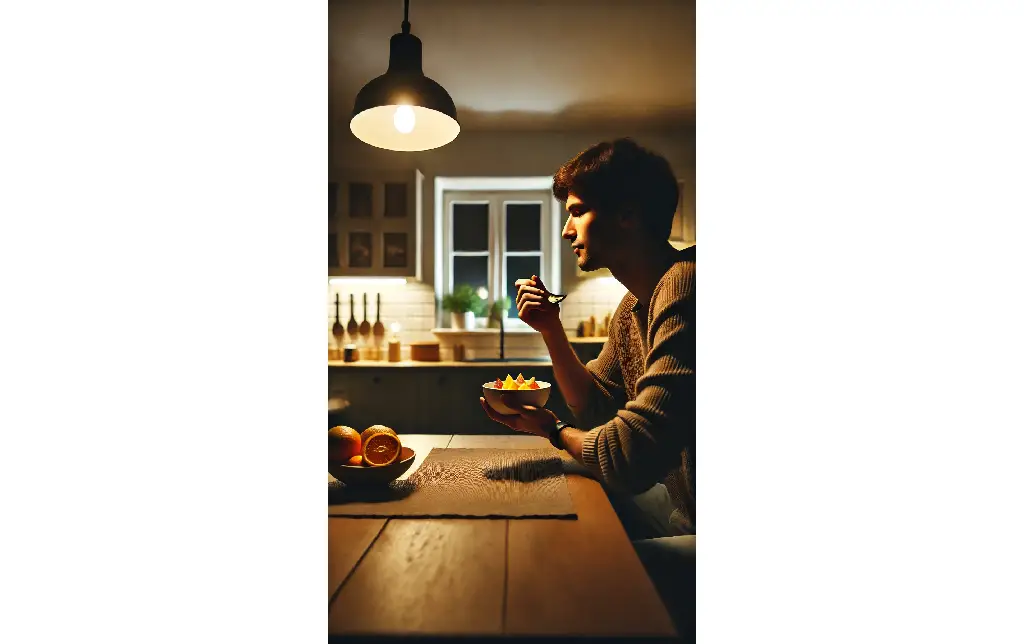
[452, 203, 489, 251]
[505, 203, 541, 251]
[505, 255, 541, 318]
[453, 255, 489, 296]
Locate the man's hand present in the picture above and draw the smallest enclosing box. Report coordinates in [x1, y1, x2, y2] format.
[514, 274, 561, 336]
[479, 394, 560, 439]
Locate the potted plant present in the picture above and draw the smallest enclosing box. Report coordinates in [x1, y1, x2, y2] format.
[487, 296, 512, 328]
[442, 284, 485, 330]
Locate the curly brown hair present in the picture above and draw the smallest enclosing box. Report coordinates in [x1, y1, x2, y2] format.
[552, 138, 679, 241]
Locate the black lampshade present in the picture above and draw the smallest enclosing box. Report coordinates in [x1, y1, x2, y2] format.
[350, 27, 460, 151]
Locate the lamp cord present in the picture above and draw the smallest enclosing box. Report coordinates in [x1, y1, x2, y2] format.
[402, 0, 411, 34]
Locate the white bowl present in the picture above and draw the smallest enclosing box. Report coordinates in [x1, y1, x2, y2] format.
[482, 380, 552, 415]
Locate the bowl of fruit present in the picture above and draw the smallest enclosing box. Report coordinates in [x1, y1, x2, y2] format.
[328, 424, 416, 486]
[482, 373, 552, 415]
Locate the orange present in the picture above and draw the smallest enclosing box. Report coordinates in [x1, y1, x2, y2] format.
[360, 424, 397, 441]
[328, 425, 361, 462]
[347, 455, 363, 466]
[361, 425, 401, 466]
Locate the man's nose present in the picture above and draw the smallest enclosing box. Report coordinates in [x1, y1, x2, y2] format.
[561, 216, 574, 240]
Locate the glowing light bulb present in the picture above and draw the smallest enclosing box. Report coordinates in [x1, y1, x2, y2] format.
[394, 106, 415, 133]
[477, 287, 488, 299]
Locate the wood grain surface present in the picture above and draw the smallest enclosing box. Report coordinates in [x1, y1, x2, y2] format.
[505, 474, 677, 637]
[328, 433, 678, 639]
[328, 519, 507, 635]
[328, 435, 453, 602]
[327, 518, 387, 603]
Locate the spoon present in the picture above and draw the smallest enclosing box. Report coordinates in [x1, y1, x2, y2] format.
[359, 293, 372, 344]
[332, 293, 345, 343]
[526, 275, 568, 304]
[372, 293, 386, 340]
[347, 294, 359, 338]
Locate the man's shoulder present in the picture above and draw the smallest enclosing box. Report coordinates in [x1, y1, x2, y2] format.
[653, 248, 696, 307]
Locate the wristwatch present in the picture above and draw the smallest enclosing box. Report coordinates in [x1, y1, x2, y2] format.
[550, 420, 573, 450]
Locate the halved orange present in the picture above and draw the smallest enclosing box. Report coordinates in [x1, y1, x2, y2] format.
[361, 425, 401, 466]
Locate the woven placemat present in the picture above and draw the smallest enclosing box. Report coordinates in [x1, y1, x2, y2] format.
[328, 448, 577, 519]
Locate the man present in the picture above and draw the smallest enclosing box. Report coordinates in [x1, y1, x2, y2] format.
[479, 138, 695, 633]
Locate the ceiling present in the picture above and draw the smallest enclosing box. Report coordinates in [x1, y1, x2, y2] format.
[329, 0, 696, 131]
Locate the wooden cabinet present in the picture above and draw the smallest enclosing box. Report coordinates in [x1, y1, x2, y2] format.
[328, 365, 574, 435]
[329, 169, 425, 279]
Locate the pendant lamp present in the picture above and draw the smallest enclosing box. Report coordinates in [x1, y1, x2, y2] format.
[350, 0, 460, 151]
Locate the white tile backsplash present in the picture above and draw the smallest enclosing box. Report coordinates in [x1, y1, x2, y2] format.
[327, 280, 437, 347]
[560, 277, 629, 336]
[328, 275, 629, 351]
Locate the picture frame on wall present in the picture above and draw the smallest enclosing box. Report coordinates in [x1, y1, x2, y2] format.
[384, 183, 408, 218]
[349, 232, 372, 268]
[329, 232, 339, 268]
[349, 183, 373, 218]
[383, 232, 408, 268]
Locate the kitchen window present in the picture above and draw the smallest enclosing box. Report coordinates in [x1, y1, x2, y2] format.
[436, 178, 561, 329]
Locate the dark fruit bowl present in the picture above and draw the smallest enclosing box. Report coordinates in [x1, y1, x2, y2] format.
[328, 446, 416, 486]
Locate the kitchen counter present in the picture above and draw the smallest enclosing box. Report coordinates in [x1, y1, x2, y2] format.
[328, 359, 553, 368]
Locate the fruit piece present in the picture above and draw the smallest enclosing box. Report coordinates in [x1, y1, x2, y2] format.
[362, 430, 401, 466]
[516, 373, 525, 384]
[328, 425, 361, 462]
[494, 378, 503, 389]
[361, 424, 397, 440]
[503, 375, 516, 389]
[347, 455, 363, 466]
[528, 381, 540, 390]
[525, 376, 536, 387]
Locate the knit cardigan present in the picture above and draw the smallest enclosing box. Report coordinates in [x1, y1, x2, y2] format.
[571, 245, 696, 534]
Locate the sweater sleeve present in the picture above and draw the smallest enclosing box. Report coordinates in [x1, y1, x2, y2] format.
[580, 264, 695, 494]
[566, 305, 628, 429]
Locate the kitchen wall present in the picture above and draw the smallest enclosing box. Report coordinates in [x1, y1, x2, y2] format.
[559, 276, 631, 335]
[328, 124, 694, 358]
[327, 279, 436, 357]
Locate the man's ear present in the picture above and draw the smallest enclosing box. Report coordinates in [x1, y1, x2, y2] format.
[616, 207, 640, 231]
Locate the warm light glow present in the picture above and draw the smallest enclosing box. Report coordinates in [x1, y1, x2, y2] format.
[476, 286, 488, 299]
[393, 105, 415, 133]
[350, 105, 460, 152]
[390, 322, 401, 334]
[328, 277, 407, 285]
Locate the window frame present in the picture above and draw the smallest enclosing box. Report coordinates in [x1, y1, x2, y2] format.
[435, 177, 562, 330]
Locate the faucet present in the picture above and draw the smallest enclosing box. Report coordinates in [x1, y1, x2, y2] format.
[499, 306, 505, 360]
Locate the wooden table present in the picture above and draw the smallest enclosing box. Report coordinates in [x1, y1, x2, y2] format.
[328, 434, 678, 641]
